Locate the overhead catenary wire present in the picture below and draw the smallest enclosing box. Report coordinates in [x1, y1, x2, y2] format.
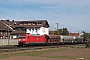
[50, 23, 83, 33]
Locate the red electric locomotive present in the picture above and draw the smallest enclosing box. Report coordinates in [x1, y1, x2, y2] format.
[18, 33, 47, 46]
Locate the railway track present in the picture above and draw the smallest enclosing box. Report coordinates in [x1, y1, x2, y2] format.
[0, 44, 86, 53]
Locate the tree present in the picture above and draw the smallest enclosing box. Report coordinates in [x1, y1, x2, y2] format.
[54, 28, 69, 35]
[61, 28, 69, 35]
[81, 31, 90, 48]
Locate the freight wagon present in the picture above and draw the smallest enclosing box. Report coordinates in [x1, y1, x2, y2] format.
[45, 35, 60, 45]
[60, 35, 75, 44]
[74, 36, 85, 43]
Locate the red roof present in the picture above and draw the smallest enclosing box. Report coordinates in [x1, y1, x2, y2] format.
[69, 33, 79, 36]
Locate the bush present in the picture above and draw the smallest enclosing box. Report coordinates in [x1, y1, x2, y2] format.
[85, 40, 90, 48]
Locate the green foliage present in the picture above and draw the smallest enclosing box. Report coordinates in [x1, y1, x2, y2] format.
[23, 48, 66, 56]
[49, 31, 52, 34]
[54, 28, 69, 35]
[82, 32, 90, 48]
[61, 28, 69, 35]
[0, 54, 13, 59]
[54, 31, 59, 35]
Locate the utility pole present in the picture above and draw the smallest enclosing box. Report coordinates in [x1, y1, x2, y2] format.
[56, 23, 60, 45]
[8, 27, 9, 46]
[56, 23, 59, 35]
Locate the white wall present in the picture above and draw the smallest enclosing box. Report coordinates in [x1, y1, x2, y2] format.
[10, 35, 17, 39]
[26, 27, 49, 35]
[40, 27, 49, 35]
[26, 28, 40, 35]
[45, 28, 49, 34]
[0, 39, 18, 45]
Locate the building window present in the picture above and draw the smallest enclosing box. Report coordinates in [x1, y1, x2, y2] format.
[24, 23, 27, 25]
[28, 23, 31, 25]
[33, 24, 35, 25]
[20, 23, 23, 25]
[29, 29, 31, 31]
[35, 29, 37, 31]
[1, 31, 2, 34]
[35, 29, 37, 32]
[32, 29, 34, 31]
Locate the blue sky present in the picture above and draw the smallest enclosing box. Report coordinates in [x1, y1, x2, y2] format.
[0, 0, 90, 32]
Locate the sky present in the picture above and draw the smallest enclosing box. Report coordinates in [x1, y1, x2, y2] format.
[0, 0, 90, 32]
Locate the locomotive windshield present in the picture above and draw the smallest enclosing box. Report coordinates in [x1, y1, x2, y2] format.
[19, 36, 26, 39]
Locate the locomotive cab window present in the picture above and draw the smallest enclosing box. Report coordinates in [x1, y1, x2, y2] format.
[19, 36, 26, 38]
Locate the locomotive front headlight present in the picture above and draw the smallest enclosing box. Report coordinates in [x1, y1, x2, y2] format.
[19, 39, 21, 41]
[23, 39, 26, 41]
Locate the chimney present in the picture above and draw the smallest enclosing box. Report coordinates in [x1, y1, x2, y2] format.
[6, 19, 10, 22]
[12, 20, 14, 22]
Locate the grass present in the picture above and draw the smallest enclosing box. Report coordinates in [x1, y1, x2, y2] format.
[0, 48, 68, 59]
[22, 47, 70, 56]
[0, 45, 15, 49]
[0, 47, 90, 59]
[0, 54, 12, 59]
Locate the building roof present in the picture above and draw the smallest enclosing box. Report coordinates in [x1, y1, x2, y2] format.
[0, 20, 50, 35]
[69, 33, 79, 36]
[14, 20, 50, 28]
[0, 19, 49, 28]
[0, 20, 12, 31]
